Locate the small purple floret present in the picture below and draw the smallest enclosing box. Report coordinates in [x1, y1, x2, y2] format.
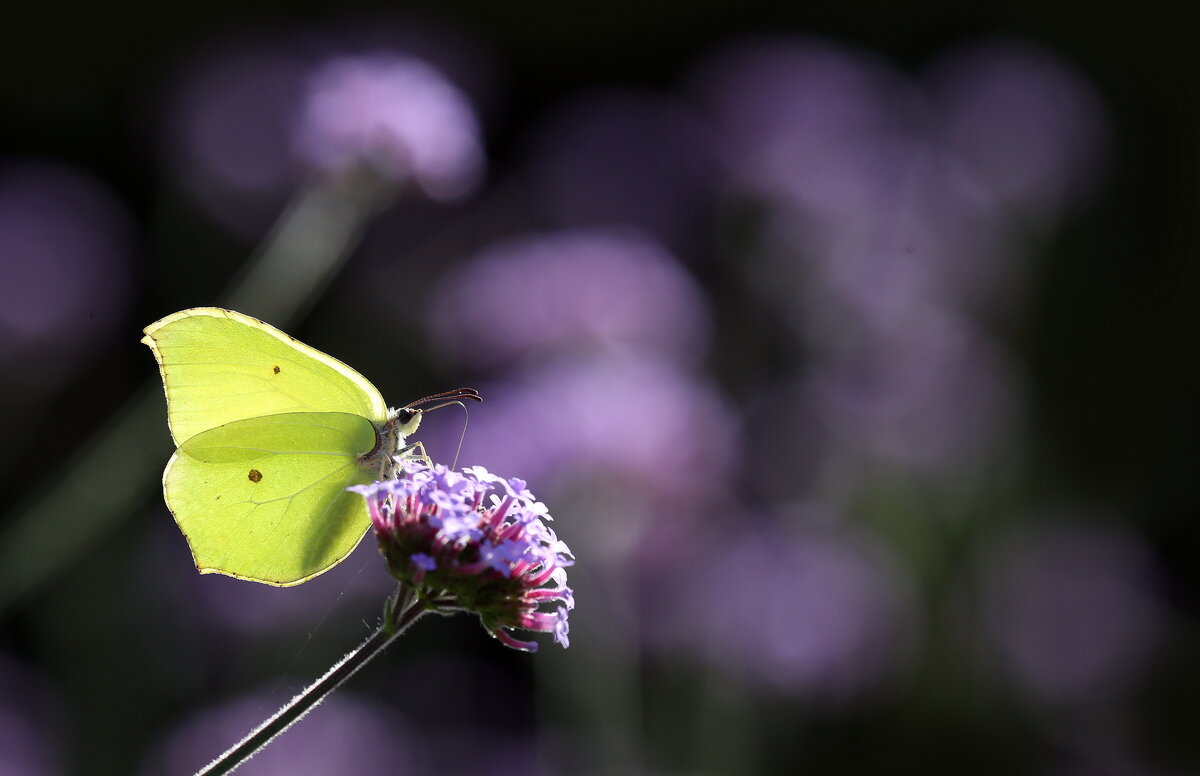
[410, 553, 437, 572]
[552, 607, 571, 648]
[352, 462, 574, 651]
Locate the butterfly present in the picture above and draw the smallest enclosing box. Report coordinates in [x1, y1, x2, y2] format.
[143, 307, 478, 585]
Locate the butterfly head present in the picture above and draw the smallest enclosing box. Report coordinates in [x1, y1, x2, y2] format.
[384, 387, 482, 445]
[393, 406, 424, 438]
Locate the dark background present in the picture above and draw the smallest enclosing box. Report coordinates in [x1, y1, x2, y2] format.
[2, 2, 1198, 774]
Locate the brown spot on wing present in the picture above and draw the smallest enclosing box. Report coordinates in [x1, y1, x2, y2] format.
[273, 365, 281, 374]
[248, 469, 263, 483]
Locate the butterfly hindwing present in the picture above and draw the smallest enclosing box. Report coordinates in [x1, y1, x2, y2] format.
[164, 411, 379, 585]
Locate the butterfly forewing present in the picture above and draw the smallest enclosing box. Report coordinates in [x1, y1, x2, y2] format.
[142, 307, 389, 445]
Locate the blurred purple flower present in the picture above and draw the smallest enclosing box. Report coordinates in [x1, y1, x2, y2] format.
[426, 731, 548, 776]
[526, 90, 719, 251]
[774, 143, 1009, 329]
[805, 309, 1020, 473]
[161, 36, 310, 233]
[353, 462, 574, 652]
[429, 228, 710, 368]
[977, 520, 1165, 703]
[0, 161, 133, 382]
[695, 36, 1096, 334]
[295, 15, 497, 115]
[293, 52, 483, 199]
[143, 692, 421, 775]
[689, 36, 919, 217]
[433, 354, 736, 510]
[0, 655, 60, 776]
[928, 39, 1110, 218]
[654, 519, 915, 700]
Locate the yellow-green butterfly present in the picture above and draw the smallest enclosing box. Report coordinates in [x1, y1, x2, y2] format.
[143, 307, 479, 586]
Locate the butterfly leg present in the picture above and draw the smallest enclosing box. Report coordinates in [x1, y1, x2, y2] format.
[396, 441, 433, 468]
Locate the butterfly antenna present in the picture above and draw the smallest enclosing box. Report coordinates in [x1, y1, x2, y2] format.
[404, 387, 482, 410]
[403, 388, 480, 468]
[450, 401, 471, 470]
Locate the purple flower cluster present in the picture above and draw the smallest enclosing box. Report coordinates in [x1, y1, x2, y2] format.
[351, 463, 574, 652]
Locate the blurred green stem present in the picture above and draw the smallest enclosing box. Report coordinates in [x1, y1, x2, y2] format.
[222, 171, 397, 322]
[199, 589, 427, 776]
[691, 665, 756, 774]
[0, 172, 395, 615]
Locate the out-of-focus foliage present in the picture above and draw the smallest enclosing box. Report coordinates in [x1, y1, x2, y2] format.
[2, 4, 1198, 775]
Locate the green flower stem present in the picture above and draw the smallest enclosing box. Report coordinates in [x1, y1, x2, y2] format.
[197, 588, 426, 776]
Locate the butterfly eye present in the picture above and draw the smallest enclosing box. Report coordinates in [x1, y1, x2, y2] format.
[395, 407, 424, 436]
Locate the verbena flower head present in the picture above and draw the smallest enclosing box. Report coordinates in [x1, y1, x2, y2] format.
[351, 463, 574, 652]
